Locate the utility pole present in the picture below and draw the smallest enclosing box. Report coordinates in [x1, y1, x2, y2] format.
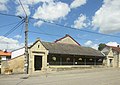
[24, 16, 29, 74]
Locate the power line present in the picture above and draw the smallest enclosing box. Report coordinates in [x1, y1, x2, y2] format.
[18, 0, 29, 74]
[0, 12, 23, 18]
[0, 1, 29, 74]
[29, 18, 100, 41]
[29, 30, 61, 37]
[0, 24, 24, 46]
[28, 30, 101, 42]
[30, 17, 120, 39]
[0, 20, 24, 44]
[3, 19, 25, 37]
[29, 30, 120, 43]
[29, 20, 48, 34]
[0, 21, 20, 29]
[18, 22, 24, 43]
[19, 0, 27, 16]
[0, 42, 18, 44]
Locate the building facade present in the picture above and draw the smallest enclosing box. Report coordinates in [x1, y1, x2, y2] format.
[102, 45, 120, 67]
[2, 35, 104, 74]
[0, 50, 11, 73]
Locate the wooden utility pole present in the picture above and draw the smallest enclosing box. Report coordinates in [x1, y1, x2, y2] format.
[24, 16, 29, 74]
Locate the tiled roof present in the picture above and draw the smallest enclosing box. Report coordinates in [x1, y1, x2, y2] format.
[0, 50, 11, 56]
[106, 46, 120, 52]
[103, 51, 109, 55]
[42, 42, 104, 57]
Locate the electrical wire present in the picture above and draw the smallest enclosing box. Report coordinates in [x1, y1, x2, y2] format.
[29, 20, 48, 34]
[28, 19, 112, 42]
[0, 21, 20, 29]
[18, 0, 27, 16]
[28, 30, 101, 42]
[29, 17, 120, 39]
[0, 20, 24, 47]
[0, 19, 24, 45]
[29, 30, 61, 37]
[3, 19, 25, 37]
[0, 42, 17, 44]
[0, 21, 24, 47]
[0, 12, 23, 18]
[18, 22, 24, 43]
[0, 19, 24, 39]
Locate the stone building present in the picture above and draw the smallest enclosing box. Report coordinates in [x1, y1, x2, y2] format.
[0, 50, 11, 73]
[102, 45, 120, 67]
[1, 35, 104, 74]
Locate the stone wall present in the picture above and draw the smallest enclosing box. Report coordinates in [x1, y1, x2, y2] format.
[1, 55, 25, 74]
[28, 40, 48, 74]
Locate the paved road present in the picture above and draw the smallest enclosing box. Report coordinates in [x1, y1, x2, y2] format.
[0, 68, 120, 85]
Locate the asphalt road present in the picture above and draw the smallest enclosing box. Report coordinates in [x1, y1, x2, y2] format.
[0, 68, 120, 85]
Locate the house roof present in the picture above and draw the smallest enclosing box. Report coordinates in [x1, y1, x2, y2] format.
[0, 50, 11, 56]
[103, 51, 109, 55]
[42, 42, 104, 57]
[106, 45, 120, 53]
[29, 39, 42, 48]
[54, 34, 81, 46]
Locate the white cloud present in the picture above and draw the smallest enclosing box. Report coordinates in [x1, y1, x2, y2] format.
[84, 40, 98, 50]
[15, 0, 53, 16]
[106, 42, 119, 47]
[84, 40, 92, 46]
[33, 2, 70, 21]
[14, 35, 22, 39]
[15, 0, 89, 27]
[70, 0, 87, 9]
[16, 5, 30, 16]
[0, 0, 9, 11]
[34, 21, 44, 27]
[16, 0, 53, 5]
[0, 36, 24, 50]
[92, 0, 120, 34]
[72, 14, 89, 29]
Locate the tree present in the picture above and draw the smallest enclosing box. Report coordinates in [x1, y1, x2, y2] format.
[98, 43, 106, 51]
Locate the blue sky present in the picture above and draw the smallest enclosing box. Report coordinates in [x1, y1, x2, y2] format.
[0, 0, 120, 50]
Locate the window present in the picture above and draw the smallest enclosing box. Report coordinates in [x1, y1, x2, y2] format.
[66, 57, 70, 61]
[6, 56, 11, 60]
[38, 45, 40, 48]
[98, 59, 102, 61]
[78, 58, 82, 61]
[89, 58, 93, 61]
[52, 57, 56, 61]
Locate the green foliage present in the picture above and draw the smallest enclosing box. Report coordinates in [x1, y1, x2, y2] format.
[98, 43, 106, 51]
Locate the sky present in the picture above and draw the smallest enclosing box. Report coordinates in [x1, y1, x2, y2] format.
[0, 0, 120, 51]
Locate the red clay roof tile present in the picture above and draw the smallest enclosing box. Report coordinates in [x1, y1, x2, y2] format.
[0, 50, 11, 56]
[106, 46, 120, 52]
